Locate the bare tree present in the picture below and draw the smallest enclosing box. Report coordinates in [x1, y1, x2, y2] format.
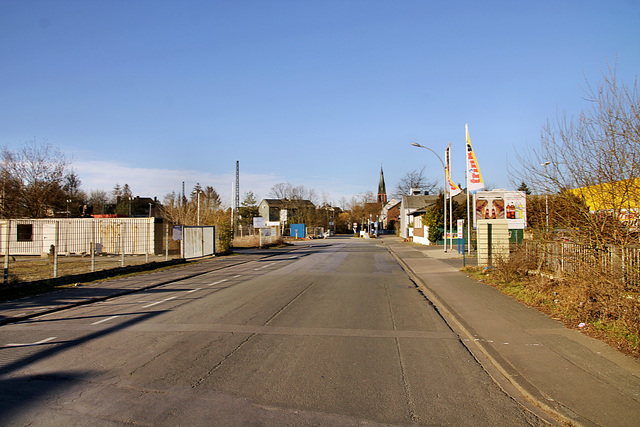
[392, 167, 438, 198]
[1, 140, 73, 218]
[270, 182, 292, 199]
[270, 182, 318, 204]
[88, 190, 108, 215]
[515, 66, 640, 245]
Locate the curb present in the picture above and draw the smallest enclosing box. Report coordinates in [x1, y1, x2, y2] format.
[382, 240, 577, 427]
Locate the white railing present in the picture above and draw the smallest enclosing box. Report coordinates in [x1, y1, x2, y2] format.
[523, 240, 640, 287]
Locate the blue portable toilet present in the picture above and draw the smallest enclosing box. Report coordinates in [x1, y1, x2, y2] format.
[291, 224, 305, 239]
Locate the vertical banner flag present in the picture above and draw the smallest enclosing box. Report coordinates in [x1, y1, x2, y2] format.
[446, 143, 462, 198]
[466, 124, 485, 192]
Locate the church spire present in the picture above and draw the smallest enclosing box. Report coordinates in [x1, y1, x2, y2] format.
[377, 165, 387, 204]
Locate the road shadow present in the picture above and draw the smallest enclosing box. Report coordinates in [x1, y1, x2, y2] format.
[0, 311, 164, 420]
[0, 371, 93, 423]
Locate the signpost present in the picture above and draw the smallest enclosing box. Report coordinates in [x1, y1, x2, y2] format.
[457, 218, 466, 266]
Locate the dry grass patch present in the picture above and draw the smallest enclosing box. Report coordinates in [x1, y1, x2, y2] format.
[232, 235, 261, 248]
[463, 247, 640, 357]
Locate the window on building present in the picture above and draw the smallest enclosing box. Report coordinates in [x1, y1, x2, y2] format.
[16, 224, 33, 242]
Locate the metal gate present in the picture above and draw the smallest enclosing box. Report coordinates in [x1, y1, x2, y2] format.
[182, 226, 215, 259]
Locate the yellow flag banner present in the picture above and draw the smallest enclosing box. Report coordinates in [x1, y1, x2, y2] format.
[466, 124, 484, 192]
[448, 171, 462, 198]
[446, 144, 462, 198]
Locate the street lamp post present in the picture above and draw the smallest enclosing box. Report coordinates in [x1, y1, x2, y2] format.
[192, 189, 202, 226]
[411, 143, 447, 252]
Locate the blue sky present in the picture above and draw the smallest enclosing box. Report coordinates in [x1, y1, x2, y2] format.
[1, 0, 639, 207]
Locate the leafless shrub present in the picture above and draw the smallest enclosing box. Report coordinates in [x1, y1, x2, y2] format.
[488, 242, 640, 354]
[491, 245, 537, 283]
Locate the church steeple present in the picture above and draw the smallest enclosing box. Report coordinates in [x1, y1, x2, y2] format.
[377, 165, 387, 204]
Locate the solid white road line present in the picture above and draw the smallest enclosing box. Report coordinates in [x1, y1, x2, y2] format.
[91, 316, 120, 325]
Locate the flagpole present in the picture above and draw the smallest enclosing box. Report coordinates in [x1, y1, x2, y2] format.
[466, 126, 472, 255]
[445, 145, 449, 251]
[467, 184, 471, 255]
[450, 178, 453, 250]
[448, 143, 453, 251]
[443, 168, 448, 253]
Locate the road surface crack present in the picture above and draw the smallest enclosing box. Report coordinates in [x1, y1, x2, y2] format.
[384, 280, 418, 423]
[191, 281, 316, 389]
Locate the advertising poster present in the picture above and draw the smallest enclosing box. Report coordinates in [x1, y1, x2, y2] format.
[474, 191, 527, 229]
[172, 225, 182, 241]
[475, 193, 505, 221]
[504, 191, 527, 229]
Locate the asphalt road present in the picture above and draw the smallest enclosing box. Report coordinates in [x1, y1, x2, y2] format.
[0, 237, 541, 426]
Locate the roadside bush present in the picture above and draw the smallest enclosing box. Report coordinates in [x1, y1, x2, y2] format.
[216, 221, 233, 253]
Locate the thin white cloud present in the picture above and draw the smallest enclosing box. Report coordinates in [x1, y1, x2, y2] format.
[73, 160, 284, 206]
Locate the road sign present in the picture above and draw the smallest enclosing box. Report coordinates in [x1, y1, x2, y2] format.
[253, 217, 266, 228]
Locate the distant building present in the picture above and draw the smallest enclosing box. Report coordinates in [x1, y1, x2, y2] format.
[399, 193, 439, 239]
[380, 198, 401, 232]
[258, 199, 316, 223]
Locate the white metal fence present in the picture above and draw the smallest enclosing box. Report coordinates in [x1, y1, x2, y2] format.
[0, 218, 160, 256]
[181, 226, 216, 259]
[0, 218, 223, 284]
[523, 240, 640, 287]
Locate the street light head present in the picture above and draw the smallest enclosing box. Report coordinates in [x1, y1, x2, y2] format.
[411, 142, 422, 148]
[542, 161, 550, 166]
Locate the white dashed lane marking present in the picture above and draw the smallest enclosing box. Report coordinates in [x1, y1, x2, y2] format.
[5, 336, 57, 347]
[142, 296, 176, 308]
[91, 316, 120, 325]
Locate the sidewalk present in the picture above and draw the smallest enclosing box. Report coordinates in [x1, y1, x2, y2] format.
[382, 235, 640, 426]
